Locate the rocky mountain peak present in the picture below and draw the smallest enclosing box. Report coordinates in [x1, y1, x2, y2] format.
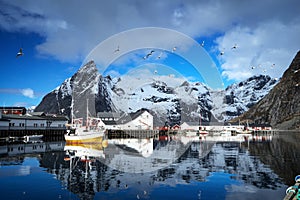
[233, 51, 300, 129]
[35, 56, 285, 127]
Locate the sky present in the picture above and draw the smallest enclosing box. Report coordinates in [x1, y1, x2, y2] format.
[0, 0, 299, 108]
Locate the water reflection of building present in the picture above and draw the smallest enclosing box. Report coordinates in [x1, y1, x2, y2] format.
[98, 109, 153, 130]
[0, 140, 65, 178]
[0, 140, 65, 157]
[100, 137, 216, 174]
[1, 136, 283, 200]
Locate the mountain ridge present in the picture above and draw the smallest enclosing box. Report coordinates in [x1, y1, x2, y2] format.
[231, 51, 300, 129]
[35, 61, 279, 127]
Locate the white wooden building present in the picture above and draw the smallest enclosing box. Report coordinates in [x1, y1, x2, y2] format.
[98, 109, 153, 130]
[180, 121, 245, 132]
[0, 112, 68, 131]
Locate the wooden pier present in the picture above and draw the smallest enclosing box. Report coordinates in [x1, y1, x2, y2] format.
[106, 129, 159, 139]
[0, 129, 66, 138]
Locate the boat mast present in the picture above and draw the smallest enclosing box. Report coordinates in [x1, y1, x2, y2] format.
[71, 97, 74, 125]
[86, 99, 89, 131]
[199, 109, 202, 131]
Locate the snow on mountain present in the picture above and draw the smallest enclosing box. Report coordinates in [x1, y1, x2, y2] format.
[107, 74, 212, 125]
[210, 75, 278, 122]
[35, 61, 278, 126]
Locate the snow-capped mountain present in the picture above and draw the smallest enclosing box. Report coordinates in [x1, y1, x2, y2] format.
[35, 61, 278, 126]
[234, 51, 300, 129]
[211, 75, 278, 122]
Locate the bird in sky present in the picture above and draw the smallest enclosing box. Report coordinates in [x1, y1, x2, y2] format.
[114, 45, 120, 53]
[143, 50, 155, 59]
[220, 50, 225, 56]
[172, 46, 177, 52]
[201, 41, 205, 47]
[16, 48, 24, 57]
[157, 52, 163, 59]
[231, 44, 238, 49]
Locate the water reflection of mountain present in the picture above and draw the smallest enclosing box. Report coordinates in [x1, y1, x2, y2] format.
[248, 132, 300, 186]
[101, 138, 215, 173]
[1, 136, 287, 200]
[31, 138, 285, 199]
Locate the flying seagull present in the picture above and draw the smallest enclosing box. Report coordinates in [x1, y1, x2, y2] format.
[220, 50, 225, 56]
[201, 41, 205, 47]
[114, 45, 120, 53]
[172, 46, 177, 52]
[143, 50, 155, 59]
[231, 44, 238, 49]
[16, 48, 24, 57]
[157, 52, 163, 59]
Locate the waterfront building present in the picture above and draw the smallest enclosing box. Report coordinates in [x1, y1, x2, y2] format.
[0, 106, 26, 115]
[0, 111, 68, 137]
[98, 109, 153, 130]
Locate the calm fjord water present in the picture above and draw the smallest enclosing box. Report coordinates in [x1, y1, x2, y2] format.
[0, 131, 299, 200]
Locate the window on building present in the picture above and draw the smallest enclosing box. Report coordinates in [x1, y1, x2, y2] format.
[9, 123, 15, 127]
[40, 124, 44, 127]
[34, 123, 38, 127]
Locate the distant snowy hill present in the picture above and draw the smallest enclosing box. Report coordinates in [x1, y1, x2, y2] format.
[211, 75, 278, 122]
[35, 61, 278, 126]
[233, 51, 300, 129]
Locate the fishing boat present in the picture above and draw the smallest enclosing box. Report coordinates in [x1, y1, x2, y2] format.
[64, 100, 106, 145]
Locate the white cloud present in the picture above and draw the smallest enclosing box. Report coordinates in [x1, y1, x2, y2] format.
[1, 0, 299, 82]
[21, 88, 35, 98]
[215, 19, 300, 81]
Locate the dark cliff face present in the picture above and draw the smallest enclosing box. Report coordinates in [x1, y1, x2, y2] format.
[34, 77, 73, 117]
[35, 61, 114, 120]
[236, 51, 300, 129]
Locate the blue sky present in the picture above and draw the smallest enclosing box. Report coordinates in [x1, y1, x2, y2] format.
[0, 0, 299, 108]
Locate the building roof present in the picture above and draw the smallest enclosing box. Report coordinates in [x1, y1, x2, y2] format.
[1, 114, 68, 121]
[101, 109, 151, 125]
[30, 112, 46, 116]
[97, 112, 121, 118]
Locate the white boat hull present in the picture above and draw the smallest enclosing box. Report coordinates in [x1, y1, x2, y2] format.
[65, 126, 105, 144]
